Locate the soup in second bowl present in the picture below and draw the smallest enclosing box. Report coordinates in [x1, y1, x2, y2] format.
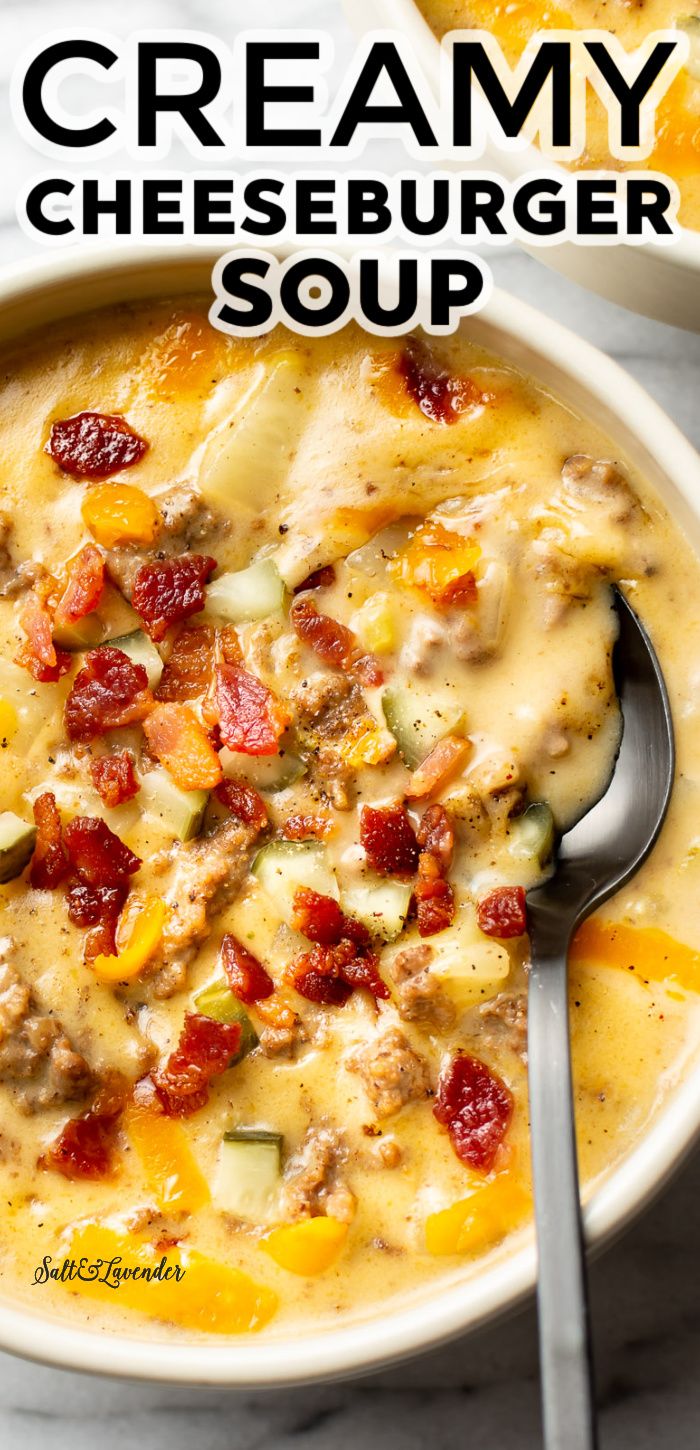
[417, 0, 700, 230]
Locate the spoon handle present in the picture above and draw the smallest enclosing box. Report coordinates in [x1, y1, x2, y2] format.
[528, 943, 599, 1450]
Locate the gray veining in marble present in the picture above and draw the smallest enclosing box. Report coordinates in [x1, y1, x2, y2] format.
[0, 1, 699, 1445]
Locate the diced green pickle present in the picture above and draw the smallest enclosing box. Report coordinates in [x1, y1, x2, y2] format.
[214, 1130, 283, 1220]
[193, 978, 259, 1062]
[508, 802, 555, 865]
[382, 687, 466, 769]
[0, 812, 37, 884]
[105, 630, 163, 690]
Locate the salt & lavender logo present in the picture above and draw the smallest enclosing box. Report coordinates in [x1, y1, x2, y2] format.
[33, 1253, 186, 1290]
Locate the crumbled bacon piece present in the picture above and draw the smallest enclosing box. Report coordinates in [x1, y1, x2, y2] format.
[29, 791, 69, 890]
[42, 1075, 127, 1180]
[31, 807, 139, 960]
[43, 1111, 117, 1178]
[46, 412, 148, 480]
[66, 880, 128, 960]
[414, 806, 456, 936]
[132, 554, 217, 641]
[66, 879, 128, 928]
[215, 664, 289, 756]
[398, 338, 487, 426]
[90, 751, 139, 808]
[15, 592, 71, 683]
[15, 643, 71, 684]
[15, 646, 71, 684]
[156, 625, 215, 702]
[151, 1012, 241, 1118]
[433, 1053, 513, 1172]
[217, 624, 243, 665]
[292, 888, 346, 946]
[477, 886, 528, 939]
[360, 804, 419, 877]
[64, 646, 153, 742]
[290, 596, 353, 669]
[417, 803, 455, 873]
[85, 916, 121, 961]
[221, 933, 274, 1004]
[290, 596, 383, 687]
[215, 776, 268, 830]
[64, 816, 141, 889]
[19, 591, 54, 664]
[53, 545, 105, 628]
[281, 813, 332, 841]
[293, 564, 336, 593]
[291, 942, 355, 1006]
[414, 860, 455, 938]
[290, 937, 388, 1006]
[293, 962, 353, 1007]
[352, 653, 383, 687]
[62, 812, 137, 957]
[339, 951, 390, 999]
[291, 887, 370, 948]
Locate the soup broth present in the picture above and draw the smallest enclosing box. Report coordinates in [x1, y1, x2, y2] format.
[0, 302, 698, 1341]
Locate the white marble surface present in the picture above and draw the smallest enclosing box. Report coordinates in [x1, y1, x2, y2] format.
[1, 1, 700, 1446]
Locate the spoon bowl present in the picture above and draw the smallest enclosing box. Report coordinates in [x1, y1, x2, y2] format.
[529, 587, 675, 947]
[526, 585, 675, 1450]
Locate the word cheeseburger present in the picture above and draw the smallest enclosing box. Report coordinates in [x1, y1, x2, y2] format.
[13, 28, 689, 335]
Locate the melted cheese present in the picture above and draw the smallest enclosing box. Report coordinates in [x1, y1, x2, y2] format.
[0, 302, 698, 1343]
[418, 0, 700, 230]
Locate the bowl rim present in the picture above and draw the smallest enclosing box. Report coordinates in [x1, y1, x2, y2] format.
[343, 0, 700, 272]
[0, 241, 700, 1386]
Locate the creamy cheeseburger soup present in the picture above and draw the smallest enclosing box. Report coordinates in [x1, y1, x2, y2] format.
[417, 1, 700, 231]
[0, 303, 699, 1342]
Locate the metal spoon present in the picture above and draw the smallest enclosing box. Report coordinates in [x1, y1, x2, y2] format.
[526, 586, 675, 1450]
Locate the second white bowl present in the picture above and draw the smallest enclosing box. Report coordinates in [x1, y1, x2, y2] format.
[344, 0, 700, 331]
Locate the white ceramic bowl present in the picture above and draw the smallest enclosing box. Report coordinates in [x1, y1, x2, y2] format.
[1, 243, 700, 1386]
[344, 0, 700, 331]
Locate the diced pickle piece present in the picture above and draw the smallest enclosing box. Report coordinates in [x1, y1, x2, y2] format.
[340, 879, 412, 941]
[139, 767, 208, 842]
[508, 802, 555, 866]
[0, 812, 37, 884]
[104, 630, 163, 690]
[382, 686, 466, 769]
[214, 1130, 283, 1222]
[52, 613, 105, 651]
[220, 749, 306, 795]
[193, 978, 259, 1061]
[252, 840, 338, 923]
[206, 559, 285, 624]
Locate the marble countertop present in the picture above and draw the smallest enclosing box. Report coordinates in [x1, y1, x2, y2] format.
[1, 1, 700, 1446]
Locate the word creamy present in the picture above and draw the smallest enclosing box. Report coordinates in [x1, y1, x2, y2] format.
[15, 31, 686, 160]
